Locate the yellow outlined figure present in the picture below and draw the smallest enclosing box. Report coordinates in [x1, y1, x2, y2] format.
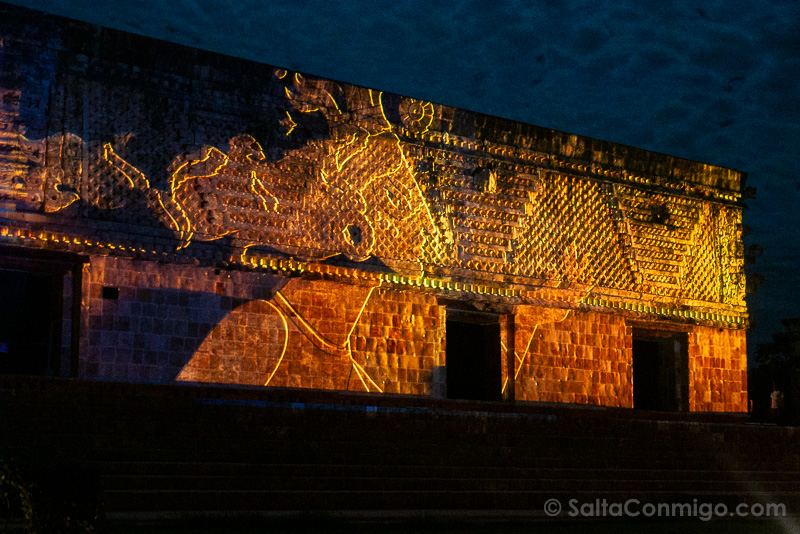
[399, 98, 434, 134]
[281, 111, 297, 135]
[177, 281, 385, 393]
[16, 134, 82, 212]
[262, 300, 289, 387]
[15, 72, 452, 268]
[159, 135, 283, 249]
[103, 143, 151, 189]
[272, 283, 383, 392]
[281, 72, 451, 267]
[501, 309, 572, 395]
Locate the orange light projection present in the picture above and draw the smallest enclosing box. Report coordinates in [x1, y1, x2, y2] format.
[0, 15, 749, 411]
[173, 277, 443, 395]
[4, 68, 746, 326]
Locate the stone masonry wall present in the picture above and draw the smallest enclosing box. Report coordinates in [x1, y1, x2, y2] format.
[688, 325, 748, 412]
[81, 252, 745, 410]
[510, 305, 746, 412]
[512, 306, 633, 408]
[81, 255, 445, 395]
[0, 4, 750, 412]
[81, 255, 281, 383]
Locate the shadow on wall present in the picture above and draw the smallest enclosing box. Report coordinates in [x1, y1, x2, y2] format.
[429, 365, 447, 398]
[84, 281, 282, 383]
[84, 276, 443, 396]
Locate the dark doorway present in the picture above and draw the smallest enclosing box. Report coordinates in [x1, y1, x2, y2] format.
[0, 269, 63, 376]
[446, 310, 501, 401]
[632, 331, 689, 411]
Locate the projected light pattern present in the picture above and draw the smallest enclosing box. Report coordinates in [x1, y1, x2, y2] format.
[501, 309, 572, 396]
[176, 285, 384, 392]
[2, 68, 746, 323]
[170, 275, 443, 395]
[0, 14, 750, 410]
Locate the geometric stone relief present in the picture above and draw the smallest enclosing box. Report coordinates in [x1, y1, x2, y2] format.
[3, 67, 745, 310]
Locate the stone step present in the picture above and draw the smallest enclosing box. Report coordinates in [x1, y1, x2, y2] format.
[7, 445, 734, 473]
[4, 441, 776, 475]
[3, 377, 799, 523]
[98, 473, 800, 493]
[101, 488, 800, 513]
[94, 461, 800, 481]
[4, 424, 744, 456]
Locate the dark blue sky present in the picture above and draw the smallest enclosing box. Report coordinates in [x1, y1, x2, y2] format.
[6, 0, 798, 357]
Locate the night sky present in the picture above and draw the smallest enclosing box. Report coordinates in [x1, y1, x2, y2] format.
[5, 0, 799, 360]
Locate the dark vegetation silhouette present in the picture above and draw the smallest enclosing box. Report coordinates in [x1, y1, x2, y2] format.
[751, 318, 800, 425]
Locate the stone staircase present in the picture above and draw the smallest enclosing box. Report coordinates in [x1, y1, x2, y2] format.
[1, 376, 798, 529]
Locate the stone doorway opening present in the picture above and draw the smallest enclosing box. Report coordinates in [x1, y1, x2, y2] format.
[445, 309, 502, 402]
[0, 246, 85, 377]
[632, 329, 689, 411]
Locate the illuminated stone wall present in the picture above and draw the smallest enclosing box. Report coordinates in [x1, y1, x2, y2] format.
[0, 4, 749, 411]
[82, 256, 283, 383]
[0, 6, 747, 323]
[511, 307, 633, 407]
[81, 256, 445, 395]
[508, 308, 749, 412]
[688, 326, 748, 412]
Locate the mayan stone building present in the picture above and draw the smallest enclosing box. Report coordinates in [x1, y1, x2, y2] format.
[0, 3, 748, 412]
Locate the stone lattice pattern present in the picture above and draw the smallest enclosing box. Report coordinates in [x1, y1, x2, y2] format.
[513, 174, 632, 287]
[3, 87, 745, 312]
[0, 12, 747, 321]
[614, 184, 745, 306]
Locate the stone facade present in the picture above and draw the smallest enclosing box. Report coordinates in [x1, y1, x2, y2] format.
[688, 326, 748, 412]
[79, 255, 446, 394]
[0, 3, 748, 411]
[512, 308, 633, 407]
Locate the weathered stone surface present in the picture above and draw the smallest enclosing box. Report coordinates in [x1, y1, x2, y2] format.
[0, 3, 748, 411]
